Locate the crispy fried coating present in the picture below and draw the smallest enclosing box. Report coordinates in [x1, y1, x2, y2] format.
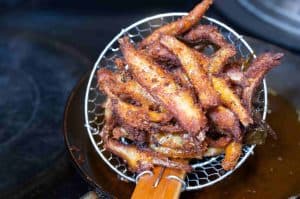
[98, 68, 173, 126]
[212, 76, 253, 126]
[112, 127, 147, 143]
[193, 49, 210, 69]
[98, 72, 175, 133]
[151, 133, 187, 149]
[149, 134, 223, 159]
[160, 35, 219, 108]
[243, 53, 283, 113]
[106, 102, 184, 135]
[105, 139, 192, 172]
[171, 67, 194, 90]
[204, 147, 224, 157]
[150, 145, 204, 159]
[103, 99, 114, 128]
[183, 24, 227, 47]
[222, 141, 242, 171]
[112, 126, 130, 140]
[100, 124, 111, 143]
[206, 136, 232, 148]
[150, 132, 202, 150]
[209, 106, 242, 141]
[224, 63, 246, 86]
[169, 67, 198, 102]
[152, 123, 184, 134]
[98, 68, 156, 107]
[150, 132, 207, 158]
[100, 99, 116, 142]
[233, 85, 243, 98]
[111, 98, 171, 129]
[114, 57, 127, 71]
[184, 24, 236, 74]
[140, 0, 213, 47]
[144, 41, 181, 68]
[145, 41, 210, 71]
[119, 37, 207, 134]
[208, 45, 236, 74]
[146, 32, 234, 92]
[96, 1, 283, 173]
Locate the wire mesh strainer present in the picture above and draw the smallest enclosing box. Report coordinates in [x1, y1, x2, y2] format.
[84, 13, 268, 191]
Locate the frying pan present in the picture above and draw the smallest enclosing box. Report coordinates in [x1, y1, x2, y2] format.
[63, 37, 300, 198]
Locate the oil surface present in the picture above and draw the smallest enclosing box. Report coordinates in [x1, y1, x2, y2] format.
[85, 94, 300, 198]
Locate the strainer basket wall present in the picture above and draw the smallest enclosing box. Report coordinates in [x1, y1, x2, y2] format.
[84, 13, 268, 191]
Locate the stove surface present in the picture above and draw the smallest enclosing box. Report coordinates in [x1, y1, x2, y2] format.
[0, 28, 90, 197]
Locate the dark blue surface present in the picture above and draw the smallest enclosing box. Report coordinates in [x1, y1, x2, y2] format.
[0, 25, 91, 197]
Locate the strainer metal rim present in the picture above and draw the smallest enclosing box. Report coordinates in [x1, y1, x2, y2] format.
[84, 12, 268, 190]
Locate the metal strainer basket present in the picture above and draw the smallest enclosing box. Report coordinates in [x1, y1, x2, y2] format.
[84, 13, 268, 191]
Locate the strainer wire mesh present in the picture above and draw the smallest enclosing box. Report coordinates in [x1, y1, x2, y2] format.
[84, 13, 268, 191]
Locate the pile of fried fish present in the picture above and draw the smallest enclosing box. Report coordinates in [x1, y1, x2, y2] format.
[97, 0, 283, 172]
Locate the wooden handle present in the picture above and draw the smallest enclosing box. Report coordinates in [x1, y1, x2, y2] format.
[131, 167, 186, 199]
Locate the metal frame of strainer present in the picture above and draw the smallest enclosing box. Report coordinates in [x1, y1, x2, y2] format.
[84, 13, 268, 191]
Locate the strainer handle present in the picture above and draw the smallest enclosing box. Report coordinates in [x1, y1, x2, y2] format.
[131, 166, 186, 199]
